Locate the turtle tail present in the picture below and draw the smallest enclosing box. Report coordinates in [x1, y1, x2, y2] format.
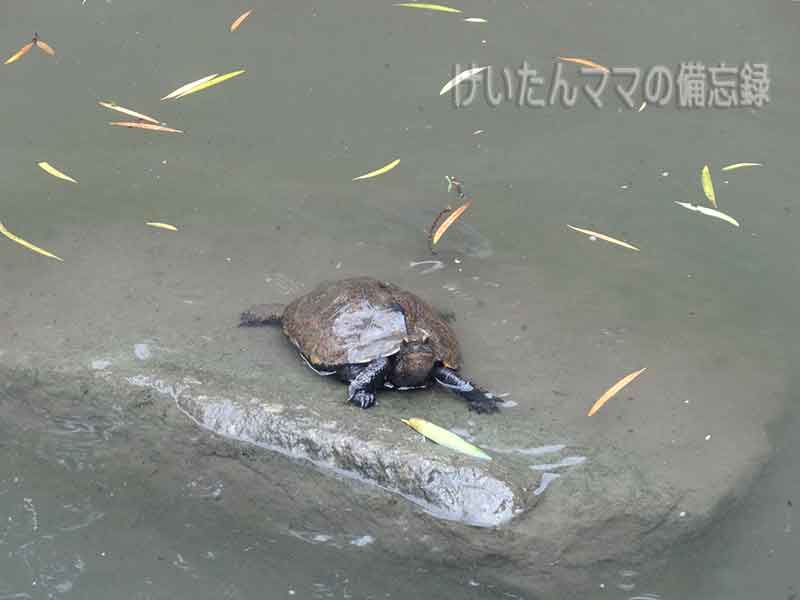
[239, 303, 285, 327]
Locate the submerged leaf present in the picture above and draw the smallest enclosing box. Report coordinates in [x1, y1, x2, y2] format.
[587, 367, 647, 417]
[439, 66, 488, 95]
[402, 417, 491, 460]
[352, 158, 400, 181]
[701, 165, 717, 208]
[0, 220, 63, 261]
[567, 224, 640, 252]
[37, 161, 77, 183]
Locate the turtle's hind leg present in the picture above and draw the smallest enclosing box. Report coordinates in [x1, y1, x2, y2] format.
[433, 366, 500, 414]
[240, 304, 285, 327]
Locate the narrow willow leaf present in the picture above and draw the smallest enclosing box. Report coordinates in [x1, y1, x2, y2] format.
[701, 165, 717, 208]
[230, 9, 253, 31]
[439, 66, 488, 95]
[431, 198, 472, 246]
[146, 222, 178, 231]
[557, 56, 610, 73]
[394, 3, 462, 14]
[402, 418, 491, 460]
[352, 158, 400, 181]
[721, 162, 763, 172]
[37, 161, 77, 183]
[567, 225, 640, 251]
[0, 221, 63, 261]
[587, 368, 647, 416]
[675, 202, 740, 227]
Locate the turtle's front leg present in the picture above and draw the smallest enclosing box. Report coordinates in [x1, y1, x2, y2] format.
[433, 366, 500, 414]
[346, 357, 390, 409]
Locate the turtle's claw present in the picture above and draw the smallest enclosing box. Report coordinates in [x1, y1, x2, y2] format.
[350, 389, 376, 409]
[468, 396, 500, 414]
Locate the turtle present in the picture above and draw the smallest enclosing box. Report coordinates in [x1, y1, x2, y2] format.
[240, 276, 500, 413]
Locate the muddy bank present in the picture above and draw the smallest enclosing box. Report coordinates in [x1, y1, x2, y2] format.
[0, 221, 788, 595]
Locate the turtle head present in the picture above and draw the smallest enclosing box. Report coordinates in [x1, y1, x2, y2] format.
[390, 331, 435, 388]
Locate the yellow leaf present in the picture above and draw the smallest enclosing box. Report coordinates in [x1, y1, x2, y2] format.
[37, 161, 77, 184]
[0, 220, 63, 261]
[173, 70, 245, 99]
[394, 3, 462, 13]
[352, 158, 400, 181]
[587, 368, 647, 417]
[161, 74, 219, 100]
[146, 222, 178, 231]
[567, 225, 640, 252]
[402, 418, 491, 460]
[230, 9, 253, 31]
[701, 164, 717, 208]
[4, 41, 33, 65]
[721, 162, 763, 172]
[557, 56, 610, 73]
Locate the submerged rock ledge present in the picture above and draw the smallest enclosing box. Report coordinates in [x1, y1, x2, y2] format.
[174, 386, 530, 528]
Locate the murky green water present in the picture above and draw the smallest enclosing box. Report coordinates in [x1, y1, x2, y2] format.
[2, 0, 799, 597]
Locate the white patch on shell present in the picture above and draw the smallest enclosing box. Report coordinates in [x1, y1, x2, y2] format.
[332, 300, 407, 364]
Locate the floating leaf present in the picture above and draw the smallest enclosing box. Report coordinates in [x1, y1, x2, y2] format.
[721, 162, 763, 172]
[37, 161, 77, 183]
[173, 69, 245, 99]
[587, 367, 647, 417]
[567, 224, 640, 252]
[4, 41, 33, 65]
[0, 220, 63, 261]
[230, 9, 253, 31]
[431, 198, 473, 246]
[701, 164, 717, 208]
[146, 222, 178, 231]
[674, 201, 740, 228]
[557, 56, 610, 73]
[35, 38, 55, 56]
[161, 74, 219, 100]
[463, 17, 487, 22]
[352, 158, 400, 181]
[439, 65, 488, 95]
[98, 101, 161, 124]
[109, 121, 183, 133]
[402, 418, 491, 460]
[394, 3, 462, 13]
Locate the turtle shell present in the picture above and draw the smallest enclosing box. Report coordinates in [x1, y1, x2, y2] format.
[281, 277, 461, 369]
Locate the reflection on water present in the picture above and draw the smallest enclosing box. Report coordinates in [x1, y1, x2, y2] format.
[0, 392, 523, 600]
